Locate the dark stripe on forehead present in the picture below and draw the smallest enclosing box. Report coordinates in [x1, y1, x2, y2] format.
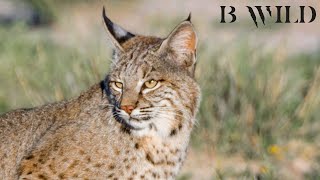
[128, 51, 134, 60]
[132, 50, 140, 61]
[139, 50, 149, 60]
[127, 47, 136, 58]
[128, 50, 148, 74]
[118, 59, 128, 70]
[120, 62, 128, 77]
[133, 63, 139, 75]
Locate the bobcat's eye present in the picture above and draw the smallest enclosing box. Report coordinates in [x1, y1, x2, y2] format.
[144, 80, 158, 89]
[111, 81, 123, 91]
[115, 82, 123, 88]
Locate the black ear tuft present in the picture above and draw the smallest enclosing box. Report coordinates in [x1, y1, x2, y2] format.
[186, 12, 192, 22]
[102, 7, 135, 51]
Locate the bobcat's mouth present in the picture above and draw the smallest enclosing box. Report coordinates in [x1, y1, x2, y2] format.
[112, 108, 149, 131]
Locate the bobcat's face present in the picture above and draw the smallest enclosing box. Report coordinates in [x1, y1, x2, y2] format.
[103, 9, 199, 137]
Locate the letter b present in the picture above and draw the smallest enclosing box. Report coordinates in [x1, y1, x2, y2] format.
[221, 6, 237, 23]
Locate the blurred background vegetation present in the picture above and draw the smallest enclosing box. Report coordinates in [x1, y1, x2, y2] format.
[0, 0, 319, 179]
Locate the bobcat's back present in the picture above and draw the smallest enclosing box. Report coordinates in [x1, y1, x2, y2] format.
[0, 84, 103, 178]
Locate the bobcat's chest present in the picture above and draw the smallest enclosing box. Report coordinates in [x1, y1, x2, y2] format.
[18, 124, 187, 180]
[132, 136, 188, 179]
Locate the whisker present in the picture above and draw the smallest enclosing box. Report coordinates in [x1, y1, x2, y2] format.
[155, 110, 185, 117]
[156, 112, 185, 119]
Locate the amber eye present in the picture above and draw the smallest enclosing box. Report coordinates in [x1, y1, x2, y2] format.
[115, 82, 123, 88]
[111, 81, 123, 91]
[144, 80, 158, 89]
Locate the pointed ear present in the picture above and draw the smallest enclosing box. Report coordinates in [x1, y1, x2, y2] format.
[158, 14, 197, 71]
[102, 7, 135, 52]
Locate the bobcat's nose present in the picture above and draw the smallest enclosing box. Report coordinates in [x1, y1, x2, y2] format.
[120, 105, 135, 115]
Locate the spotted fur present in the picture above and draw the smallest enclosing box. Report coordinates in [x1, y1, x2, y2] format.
[0, 7, 200, 180]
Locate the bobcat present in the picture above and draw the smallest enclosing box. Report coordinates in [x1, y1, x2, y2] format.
[0, 7, 200, 180]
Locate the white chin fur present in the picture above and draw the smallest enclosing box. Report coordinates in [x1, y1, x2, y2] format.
[119, 109, 175, 138]
[119, 111, 149, 130]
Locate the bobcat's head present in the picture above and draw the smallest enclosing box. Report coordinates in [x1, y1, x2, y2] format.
[102, 7, 200, 138]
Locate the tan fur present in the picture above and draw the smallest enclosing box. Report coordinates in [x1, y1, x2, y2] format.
[0, 9, 200, 180]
